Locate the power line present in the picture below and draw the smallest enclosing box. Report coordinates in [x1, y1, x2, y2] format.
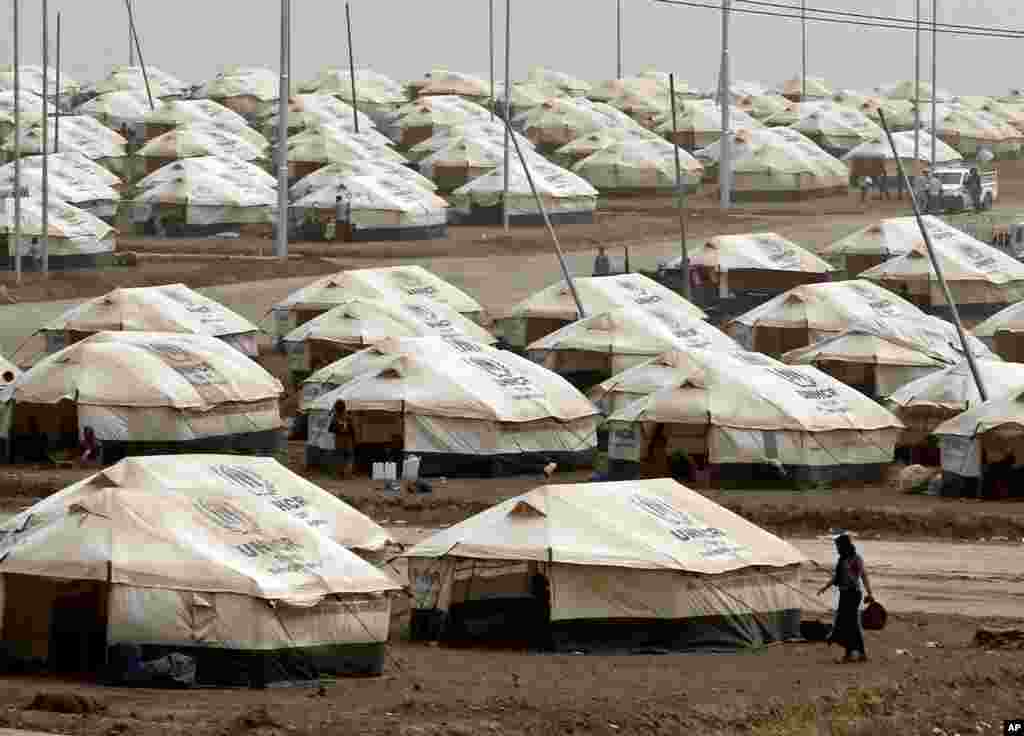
[652, 0, 1024, 40]
[735, 0, 1024, 37]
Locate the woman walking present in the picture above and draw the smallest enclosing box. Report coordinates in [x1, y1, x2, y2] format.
[818, 533, 874, 663]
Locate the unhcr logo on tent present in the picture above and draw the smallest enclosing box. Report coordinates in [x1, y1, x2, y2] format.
[193, 497, 260, 536]
[390, 270, 437, 298]
[210, 464, 277, 498]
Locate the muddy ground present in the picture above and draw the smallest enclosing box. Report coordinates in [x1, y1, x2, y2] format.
[0, 613, 1022, 736]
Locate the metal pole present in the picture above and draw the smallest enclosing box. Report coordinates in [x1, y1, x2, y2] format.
[345, 3, 359, 134]
[12, 0, 21, 284]
[127, 0, 135, 66]
[800, 0, 806, 101]
[913, 0, 921, 166]
[488, 0, 495, 120]
[878, 108, 987, 402]
[719, 0, 731, 210]
[54, 11, 59, 151]
[502, 114, 585, 319]
[275, 0, 290, 259]
[616, 0, 622, 79]
[40, 0, 48, 276]
[501, 0, 511, 231]
[930, 0, 937, 171]
[669, 73, 691, 300]
[125, 0, 154, 110]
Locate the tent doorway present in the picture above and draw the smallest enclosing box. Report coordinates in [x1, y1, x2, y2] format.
[49, 581, 108, 675]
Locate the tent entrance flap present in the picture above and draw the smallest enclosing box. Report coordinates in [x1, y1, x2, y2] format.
[0, 573, 109, 675]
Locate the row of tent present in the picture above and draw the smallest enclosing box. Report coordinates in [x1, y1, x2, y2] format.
[4, 252, 1023, 495]
[0, 449, 809, 681]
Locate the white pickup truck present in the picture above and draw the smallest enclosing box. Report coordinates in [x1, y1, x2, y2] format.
[932, 167, 998, 212]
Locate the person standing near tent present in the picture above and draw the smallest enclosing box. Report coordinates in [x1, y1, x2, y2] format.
[877, 174, 890, 201]
[335, 185, 353, 243]
[859, 176, 873, 204]
[967, 168, 983, 212]
[593, 246, 611, 277]
[928, 171, 943, 214]
[818, 532, 874, 663]
[915, 170, 931, 212]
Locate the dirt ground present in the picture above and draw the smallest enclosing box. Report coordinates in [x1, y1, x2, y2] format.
[0, 613, 1021, 736]
[3, 164, 1024, 733]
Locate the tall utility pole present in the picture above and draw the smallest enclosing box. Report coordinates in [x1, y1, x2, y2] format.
[345, 3, 359, 133]
[488, 0, 495, 120]
[54, 11, 60, 151]
[930, 0, 937, 171]
[127, 0, 135, 65]
[275, 0, 290, 259]
[719, 0, 732, 210]
[12, 0, 22, 283]
[913, 0, 921, 167]
[800, 0, 806, 100]
[40, 0, 49, 275]
[501, 0, 511, 231]
[616, 0, 622, 79]
[669, 74, 691, 300]
[125, 0, 153, 110]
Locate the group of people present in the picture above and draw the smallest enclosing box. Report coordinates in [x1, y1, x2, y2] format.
[860, 168, 986, 214]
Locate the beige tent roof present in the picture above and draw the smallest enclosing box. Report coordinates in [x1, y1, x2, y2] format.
[43, 284, 259, 340]
[15, 331, 282, 409]
[527, 306, 739, 357]
[590, 350, 706, 406]
[309, 335, 599, 423]
[608, 349, 903, 433]
[11, 454, 393, 553]
[824, 216, 946, 257]
[274, 266, 483, 316]
[404, 477, 804, 573]
[0, 485, 398, 604]
[137, 125, 267, 162]
[973, 302, 1024, 337]
[860, 229, 1024, 287]
[571, 141, 703, 191]
[777, 76, 834, 98]
[782, 330, 951, 369]
[665, 232, 833, 273]
[933, 390, 1024, 439]
[282, 297, 495, 350]
[507, 273, 705, 322]
[730, 280, 930, 332]
[887, 360, 1024, 412]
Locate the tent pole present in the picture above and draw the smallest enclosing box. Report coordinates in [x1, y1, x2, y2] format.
[345, 3, 359, 134]
[501, 114, 585, 320]
[930, 0, 937, 171]
[488, 0, 495, 120]
[501, 0, 511, 231]
[54, 11, 59, 151]
[616, 0, 622, 79]
[275, 0, 290, 259]
[719, 0, 731, 210]
[12, 0, 22, 285]
[40, 0, 48, 276]
[127, 0, 134, 66]
[913, 0, 921, 166]
[800, 0, 806, 101]
[669, 73, 692, 300]
[878, 109, 987, 402]
[125, 0, 154, 110]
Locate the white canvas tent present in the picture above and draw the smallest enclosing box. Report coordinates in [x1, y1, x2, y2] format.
[305, 336, 600, 477]
[973, 302, 1024, 363]
[404, 477, 804, 651]
[886, 359, 1024, 450]
[0, 474, 399, 683]
[271, 266, 485, 343]
[571, 140, 703, 192]
[291, 174, 448, 243]
[131, 169, 276, 233]
[40, 284, 262, 358]
[0, 165, 120, 220]
[933, 390, 1024, 497]
[8, 331, 284, 462]
[282, 297, 495, 378]
[137, 155, 278, 193]
[527, 306, 739, 380]
[605, 349, 903, 484]
[450, 158, 598, 226]
[859, 223, 1024, 316]
[499, 273, 705, 348]
[822, 215, 948, 275]
[0, 195, 116, 271]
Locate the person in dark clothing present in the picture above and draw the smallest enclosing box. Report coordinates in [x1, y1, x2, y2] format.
[818, 533, 874, 663]
[967, 168, 983, 211]
[530, 572, 552, 650]
[593, 247, 611, 276]
[878, 175, 890, 200]
[22, 418, 50, 464]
